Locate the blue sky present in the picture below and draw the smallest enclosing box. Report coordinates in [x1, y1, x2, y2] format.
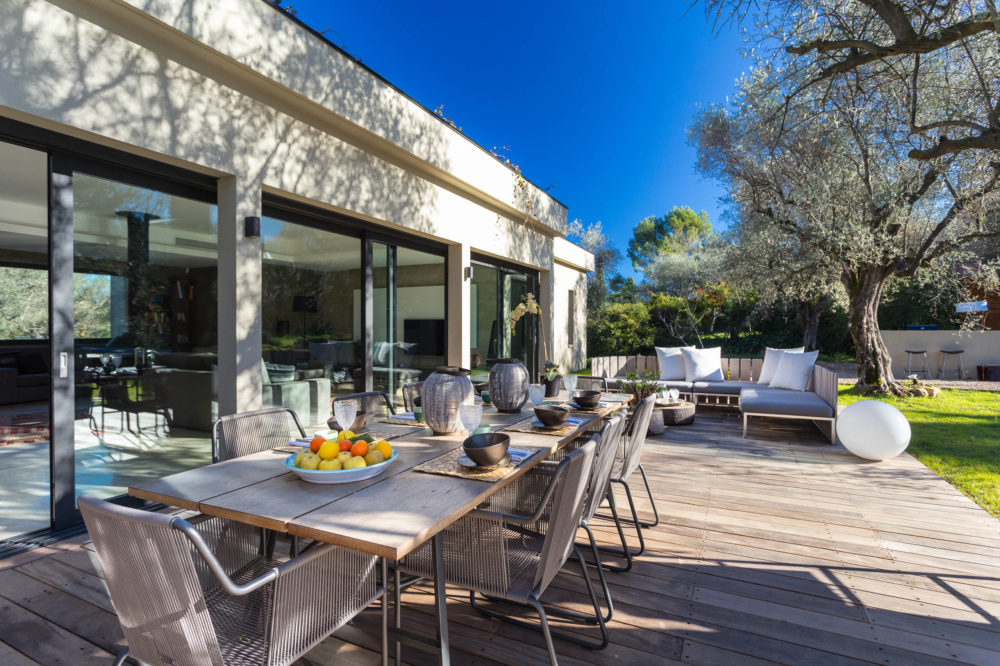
[286, 1, 746, 277]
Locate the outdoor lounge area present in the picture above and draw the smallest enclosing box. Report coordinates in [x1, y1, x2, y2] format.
[3, 408, 999, 665]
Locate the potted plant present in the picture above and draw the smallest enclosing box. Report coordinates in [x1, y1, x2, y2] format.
[618, 369, 660, 407]
[543, 360, 561, 397]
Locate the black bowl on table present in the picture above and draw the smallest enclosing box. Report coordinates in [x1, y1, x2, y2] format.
[462, 432, 510, 467]
[572, 390, 602, 409]
[327, 410, 368, 432]
[534, 405, 569, 428]
[474, 382, 489, 395]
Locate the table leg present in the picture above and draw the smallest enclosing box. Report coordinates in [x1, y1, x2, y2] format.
[432, 533, 450, 666]
[381, 558, 388, 666]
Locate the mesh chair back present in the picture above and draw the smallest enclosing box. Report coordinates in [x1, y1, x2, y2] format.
[533, 438, 597, 593]
[212, 407, 306, 463]
[617, 396, 655, 480]
[581, 414, 626, 524]
[334, 391, 395, 422]
[401, 382, 424, 412]
[79, 495, 225, 666]
[572, 376, 608, 392]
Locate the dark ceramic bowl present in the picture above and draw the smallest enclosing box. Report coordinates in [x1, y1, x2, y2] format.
[534, 405, 569, 427]
[474, 382, 489, 395]
[328, 410, 368, 432]
[462, 432, 510, 466]
[572, 390, 602, 409]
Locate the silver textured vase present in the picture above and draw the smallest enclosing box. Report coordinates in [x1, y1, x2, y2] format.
[488, 358, 529, 413]
[422, 366, 474, 434]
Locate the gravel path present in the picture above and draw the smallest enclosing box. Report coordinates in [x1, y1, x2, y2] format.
[818, 361, 1000, 392]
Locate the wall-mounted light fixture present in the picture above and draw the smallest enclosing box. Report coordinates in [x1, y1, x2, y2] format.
[463, 266, 473, 280]
[244, 216, 261, 238]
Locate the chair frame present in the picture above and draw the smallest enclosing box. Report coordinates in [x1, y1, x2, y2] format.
[400, 381, 423, 413]
[333, 391, 396, 423]
[212, 406, 306, 464]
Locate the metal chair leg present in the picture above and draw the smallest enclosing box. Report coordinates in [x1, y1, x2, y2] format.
[620, 480, 648, 557]
[527, 598, 559, 666]
[595, 490, 634, 573]
[394, 564, 401, 666]
[637, 465, 660, 528]
[113, 648, 130, 666]
[578, 522, 614, 622]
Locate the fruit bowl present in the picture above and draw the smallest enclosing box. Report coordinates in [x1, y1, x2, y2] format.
[284, 449, 399, 484]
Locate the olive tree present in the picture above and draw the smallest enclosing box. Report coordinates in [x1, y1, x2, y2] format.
[701, 0, 1000, 159]
[691, 63, 1000, 393]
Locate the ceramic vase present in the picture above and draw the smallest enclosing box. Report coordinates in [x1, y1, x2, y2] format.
[422, 366, 474, 434]
[489, 359, 529, 413]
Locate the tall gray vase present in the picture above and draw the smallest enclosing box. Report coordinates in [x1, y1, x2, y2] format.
[488, 358, 529, 413]
[422, 366, 474, 434]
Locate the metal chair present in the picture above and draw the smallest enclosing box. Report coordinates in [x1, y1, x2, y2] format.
[333, 391, 395, 423]
[485, 415, 627, 624]
[597, 396, 658, 572]
[79, 494, 385, 666]
[400, 381, 423, 412]
[99, 376, 170, 436]
[568, 376, 609, 392]
[938, 348, 966, 379]
[399, 440, 605, 664]
[212, 406, 306, 463]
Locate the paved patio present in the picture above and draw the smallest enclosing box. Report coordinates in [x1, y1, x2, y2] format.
[2, 410, 999, 664]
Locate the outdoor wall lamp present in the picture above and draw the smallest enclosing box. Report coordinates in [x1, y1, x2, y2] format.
[244, 216, 261, 238]
[464, 266, 473, 280]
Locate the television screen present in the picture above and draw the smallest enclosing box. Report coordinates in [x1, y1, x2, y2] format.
[404, 319, 445, 356]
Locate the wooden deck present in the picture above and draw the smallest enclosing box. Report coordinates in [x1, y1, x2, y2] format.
[3, 410, 1000, 665]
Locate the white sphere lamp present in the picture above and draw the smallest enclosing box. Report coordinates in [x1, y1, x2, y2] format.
[838, 400, 911, 461]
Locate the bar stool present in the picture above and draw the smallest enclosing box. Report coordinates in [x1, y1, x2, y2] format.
[904, 349, 930, 378]
[938, 348, 966, 379]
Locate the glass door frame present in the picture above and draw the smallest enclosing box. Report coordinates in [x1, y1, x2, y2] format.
[261, 197, 448, 402]
[470, 254, 540, 380]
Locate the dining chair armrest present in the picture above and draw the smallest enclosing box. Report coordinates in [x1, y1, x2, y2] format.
[469, 446, 584, 525]
[171, 517, 278, 596]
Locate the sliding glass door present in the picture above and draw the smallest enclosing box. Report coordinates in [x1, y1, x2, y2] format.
[469, 258, 538, 383]
[261, 202, 446, 424]
[0, 140, 51, 540]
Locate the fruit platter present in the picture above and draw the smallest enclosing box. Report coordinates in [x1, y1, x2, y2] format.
[286, 431, 398, 484]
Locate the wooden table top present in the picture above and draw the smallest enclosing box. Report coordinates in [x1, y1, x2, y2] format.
[129, 392, 630, 560]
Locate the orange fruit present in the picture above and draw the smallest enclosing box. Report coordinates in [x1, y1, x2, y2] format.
[309, 435, 326, 453]
[339, 439, 353, 452]
[350, 441, 369, 457]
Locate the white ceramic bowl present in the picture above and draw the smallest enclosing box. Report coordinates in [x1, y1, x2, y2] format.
[284, 449, 399, 484]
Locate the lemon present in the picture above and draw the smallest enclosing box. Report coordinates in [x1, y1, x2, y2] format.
[336, 451, 353, 465]
[293, 451, 308, 467]
[318, 458, 342, 471]
[317, 440, 339, 460]
[337, 430, 355, 442]
[343, 455, 367, 470]
[364, 450, 385, 466]
[298, 453, 321, 470]
[374, 440, 393, 459]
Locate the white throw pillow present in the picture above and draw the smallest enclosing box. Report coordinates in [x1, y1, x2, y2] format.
[681, 347, 724, 382]
[757, 347, 805, 384]
[655, 346, 691, 380]
[769, 350, 819, 391]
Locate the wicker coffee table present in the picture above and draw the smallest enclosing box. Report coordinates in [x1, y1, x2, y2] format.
[658, 400, 696, 426]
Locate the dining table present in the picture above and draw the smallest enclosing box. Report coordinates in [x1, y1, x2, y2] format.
[128, 391, 631, 665]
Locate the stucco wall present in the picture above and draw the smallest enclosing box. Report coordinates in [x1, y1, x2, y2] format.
[881, 330, 1000, 379]
[552, 263, 588, 372]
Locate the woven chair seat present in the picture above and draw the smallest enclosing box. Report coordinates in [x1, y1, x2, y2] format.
[204, 557, 279, 664]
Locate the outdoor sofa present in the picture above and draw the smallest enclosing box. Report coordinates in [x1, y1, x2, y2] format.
[592, 350, 839, 443]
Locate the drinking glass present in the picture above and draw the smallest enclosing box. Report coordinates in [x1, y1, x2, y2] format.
[459, 403, 483, 435]
[563, 374, 578, 395]
[334, 399, 358, 431]
[528, 383, 545, 407]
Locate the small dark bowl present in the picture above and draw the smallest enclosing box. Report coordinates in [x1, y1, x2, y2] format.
[463, 432, 510, 466]
[572, 390, 602, 409]
[474, 382, 489, 396]
[328, 410, 368, 432]
[534, 405, 569, 427]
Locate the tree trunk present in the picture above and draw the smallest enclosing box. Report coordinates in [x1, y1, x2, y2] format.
[842, 267, 901, 394]
[797, 295, 829, 351]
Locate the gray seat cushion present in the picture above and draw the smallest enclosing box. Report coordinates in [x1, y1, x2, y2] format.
[653, 380, 694, 391]
[740, 387, 834, 419]
[693, 380, 756, 396]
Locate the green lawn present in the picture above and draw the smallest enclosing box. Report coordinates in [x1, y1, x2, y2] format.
[839, 387, 1000, 519]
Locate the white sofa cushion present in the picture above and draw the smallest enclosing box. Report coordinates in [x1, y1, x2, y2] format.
[681, 347, 724, 382]
[655, 346, 691, 380]
[769, 350, 819, 391]
[757, 347, 805, 384]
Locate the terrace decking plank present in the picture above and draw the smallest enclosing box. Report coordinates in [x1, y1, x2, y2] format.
[4, 410, 1000, 665]
[0, 594, 114, 665]
[0, 642, 41, 666]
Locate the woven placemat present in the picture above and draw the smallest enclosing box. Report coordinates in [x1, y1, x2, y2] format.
[502, 415, 592, 437]
[366, 426, 424, 440]
[560, 401, 621, 419]
[412, 446, 545, 483]
[385, 417, 426, 427]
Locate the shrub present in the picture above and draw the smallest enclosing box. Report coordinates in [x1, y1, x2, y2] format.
[587, 302, 653, 356]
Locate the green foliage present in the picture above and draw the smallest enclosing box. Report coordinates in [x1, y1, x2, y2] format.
[627, 207, 712, 270]
[567, 220, 621, 311]
[607, 274, 641, 304]
[586, 302, 653, 357]
[839, 387, 1000, 519]
[618, 369, 661, 404]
